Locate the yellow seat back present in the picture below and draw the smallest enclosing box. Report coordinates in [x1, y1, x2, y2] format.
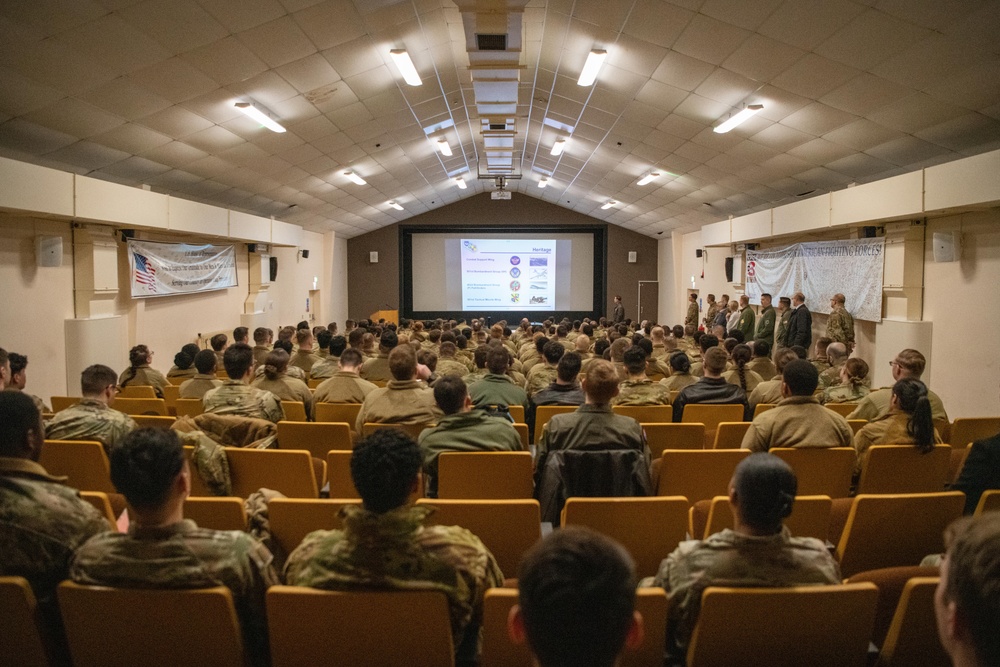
[824, 402, 857, 417]
[40, 440, 116, 494]
[875, 577, 949, 667]
[681, 404, 746, 446]
[268, 498, 363, 557]
[711, 422, 752, 449]
[856, 445, 951, 495]
[184, 497, 247, 531]
[0, 576, 55, 667]
[612, 405, 673, 423]
[533, 405, 577, 443]
[50, 396, 81, 413]
[162, 384, 180, 415]
[770, 447, 855, 498]
[702, 495, 832, 542]
[656, 450, 750, 505]
[112, 397, 167, 416]
[975, 489, 1000, 515]
[314, 402, 363, 425]
[280, 400, 307, 422]
[174, 398, 204, 418]
[131, 414, 175, 429]
[437, 451, 534, 499]
[225, 448, 320, 498]
[362, 422, 434, 440]
[948, 416, 1000, 448]
[79, 491, 118, 530]
[752, 403, 776, 418]
[277, 421, 353, 458]
[642, 422, 704, 457]
[118, 385, 156, 399]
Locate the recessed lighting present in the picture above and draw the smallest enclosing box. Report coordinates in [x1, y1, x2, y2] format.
[436, 139, 452, 156]
[578, 49, 607, 86]
[454, 177, 467, 190]
[713, 104, 764, 134]
[233, 101, 285, 133]
[387, 201, 403, 211]
[390, 49, 422, 86]
[601, 200, 617, 210]
[550, 139, 566, 156]
[344, 170, 366, 185]
[637, 172, 660, 186]
[538, 177, 548, 189]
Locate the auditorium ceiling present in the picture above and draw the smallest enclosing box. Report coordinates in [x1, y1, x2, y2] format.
[0, 0, 998, 239]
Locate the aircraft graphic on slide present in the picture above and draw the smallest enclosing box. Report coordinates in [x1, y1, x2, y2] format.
[530, 269, 547, 279]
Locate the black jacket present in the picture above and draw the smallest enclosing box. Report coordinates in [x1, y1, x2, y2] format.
[951, 433, 1000, 514]
[786, 304, 813, 349]
[672, 377, 749, 422]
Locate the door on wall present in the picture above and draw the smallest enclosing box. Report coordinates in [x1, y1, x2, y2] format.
[638, 281, 658, 324]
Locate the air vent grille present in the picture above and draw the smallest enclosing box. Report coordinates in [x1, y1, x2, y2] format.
[476, 33, 507, 51]
[489, 123, 507, 131]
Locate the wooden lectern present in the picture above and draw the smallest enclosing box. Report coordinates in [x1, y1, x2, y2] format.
[370, 309, 398, 324]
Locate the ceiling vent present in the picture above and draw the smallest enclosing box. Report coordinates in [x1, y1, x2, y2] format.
[476, 33, 507, 51]
[489, 122, 507, 131]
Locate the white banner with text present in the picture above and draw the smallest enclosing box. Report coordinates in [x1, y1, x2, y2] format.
[128, 240, 238, 298]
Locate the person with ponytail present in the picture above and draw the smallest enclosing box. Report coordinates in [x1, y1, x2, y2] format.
[660, 350, 697, 393]
[646, 454, 841, 663]
[852, 377, 941, 476]
[118, 344, 167, 398]
[166, 343, 201, 382]
[250, 349, 313, 420]
[723, 343, 764, 394]
[821, 357, 870, 404]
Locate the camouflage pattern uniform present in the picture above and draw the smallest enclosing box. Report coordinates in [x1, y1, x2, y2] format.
[817, 363, 844, 391]
[313, 372, 379, 404]
[178, 374, 222, 399]
[252, 374, 313, 420]
[70, 519, 279, 667]
[847, 387, 948, 423]
[811, 356, 831, 375]
[741, 396, 853, 452]
[167, 365, 198, 382]
[826, 307, 855, 348]
[45, 398, 137, 451]
[355, 380, 442, 432]
[203, 380, 283, 423]
[289, 350, 322, 376]
[252, 345, 271, 367]
[8, 387, 49, 413]
[467, 374, 529, 411]
[685, 301, 699, 328]
[524, 365, 558, 398]
[255, 364, 306, 381]
[436, 357, 471, 378]
[360, 353, 392, 382]
[119, 364, 168, 397]
[284, 504, 504, 651]
[309, 355, 340, 379]
[612, 379, 671, 406]
[646, 527, 841, 663]
[822, 382, 869, 405]
[645, 358, 671, 382]
[418, 411, 523, 496]
[704, 303, 720, 331]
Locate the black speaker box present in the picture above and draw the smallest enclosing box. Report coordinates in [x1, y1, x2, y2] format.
[269, 256, 278, 282]
[301, 249, 310, 259]
[725, 257, 734, 282]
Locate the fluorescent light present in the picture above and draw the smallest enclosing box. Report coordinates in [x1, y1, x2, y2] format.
[550, 139, 566, 156]
[713, 104, 764, 134]
[436, 139, 452, 156]
[390, 49, 422, 86]
[601, 200, 617, 210]
[538, 177, 548, 189]
[577, 49, 607, 86]
[387, 201, 403, 211]
[344, 170, 366, 185]
[233, 101, 285, 133]
[454, 177, 467, 190]
[637, 172, 660, 186]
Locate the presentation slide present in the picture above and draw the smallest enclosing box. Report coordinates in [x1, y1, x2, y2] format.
[461, 239, 556, 310]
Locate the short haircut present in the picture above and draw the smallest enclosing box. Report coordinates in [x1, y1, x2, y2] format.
[699, 334, 718, 353]
[0, 391, 41, 457]
[832, 293, 846, 304]
[329, 335, 347, 356]
[253, 327, 269, 344]
[623, 346, 647, 375]
[635, 338, 653, 356]
[583, 360, 619, 404]
[273, 339, 293, 355]
[388, 345, 417, 381]
[593, 339, 610, 357]
[779, 296, 791, 306]
[351, 429, 422, 513]
[339, 348, 364, 368]
[518, 527, 636, 667]
[417, 350, 437, 372]
[233, 326, 248, 343]
[439, 341, 457, 357]
[557, 352, 582, 383]
[380, 330, 398, 350]
[348, 328, 365, 347]
[8, 352, 26, 376]
[703, 347, 728, 374]
[474, 346, 490, 369]
[789, 345, 808, 359]
[210, 333, 227, 351]
[941, 513, 1000, 667]
[295, 329, 312, 346]
[543, 340, 566, 364]
[895, 348, 926, 377]
[753, 340, 771, 357]
[433, 375, 467, 415]
[222, 343, 254, 380]
[81, 364, 118, 396]
[194, 349, 217, 375]
[486, 347, 510, 375]
[760, 293, 771, 300]
[316, 329, 333, 350]
[815, 336, 831, 353]
[110, 428, 185, 511]
[774, 348, 800, 375]
[732, 453, 797, 533]
[782, 359, 819, 395]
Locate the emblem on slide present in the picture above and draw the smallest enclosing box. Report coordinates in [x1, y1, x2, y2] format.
[510, 255, 520, 265]
[509, 267, 520, 278]
[510, 281, 520, 290]
[530, 296, 548, 304]
[511, 293, 520, 303]
[463, 241, 477, 252]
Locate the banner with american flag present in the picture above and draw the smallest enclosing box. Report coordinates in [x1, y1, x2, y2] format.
[127, 240, 238, 298]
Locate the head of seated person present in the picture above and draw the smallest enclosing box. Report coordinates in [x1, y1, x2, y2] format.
[110, 427, 187, 526]
[752, 341, 770, 359]
[338, 348, 364, 374]
[781, 360, 818, 398]
[210, 333, 228, 353]
[329, 335, 347, 357]
[222, 343, 254, 381]
[486, 348, 511, 375]
[623, 347, 647, 378]
[0, 390, 44, 462]
[262, 350, 290, 381]
[352, 429, 421, 513]
[556, 353, 582, 385]
[542, 341, 564, 366]
[389, 345, 418, 382]
[669, 351, 691, 375]
[729, 453, 797, 537]
[702, 348, 728, 378]
[81, 364, 119, 404]
[194, 349, 217, 375]
[699, 334, 719, 354]
[582, 361, 619, 406]
[433, 376, 469, 416]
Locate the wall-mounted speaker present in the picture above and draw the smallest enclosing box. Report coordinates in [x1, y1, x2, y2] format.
[35, 235, 63, 267]
[248, 243, 257, 253]
[932, 231, 961, 263]
[370, 251, 379, 263]
[724, 257, 734, 283]
[862, 226, 877, 238]
[627, 251, 637, 263]
[269, 256, 278, 281]
[695, 249, 703, 258]
[300, 249, 310, 259]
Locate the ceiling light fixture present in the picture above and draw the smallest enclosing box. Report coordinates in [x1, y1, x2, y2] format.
[454, 177, 467, 189]
[713, 104, 764, 134]
[601, 200, 617, 210]
[390, 49, 422, 86]
[344, 170, 367, 185]
[233, 101, 286, 133]
[436, 139, 452, 156]
[550, 139, 566, 156]
[578, 49, 607, 86]
[637, 172, 660, 186]
[387, 201, 403, 211]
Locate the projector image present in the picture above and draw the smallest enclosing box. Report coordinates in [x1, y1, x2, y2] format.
[491, 190, 512, 200]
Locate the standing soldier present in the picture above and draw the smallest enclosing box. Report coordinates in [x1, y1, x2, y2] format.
[736, 295, 756, 341]
[754, 293, 776, 347]
[826, 293, 856, 353]
[685, 293, 699, 329]
[703, 294, 719, 332]
[775, 296, 792, 350]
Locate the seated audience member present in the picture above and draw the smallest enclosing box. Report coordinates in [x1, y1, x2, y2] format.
[810, 337, 832, 373]
[935, 514, 1000, 667]
[0, 391, 108, 656]
[47, 364, 137, 451]
[532, 352, 586, 410]
[748, 348, 800, 410]
[436, 341, 470, 378]
[262, 339, 307, 381]
[660, 351, 698, 393]
[581, 338, 611, 373]
[510, 527, 643, 667]
[848, 348, 948, 422]
[166, 343, 202, 381]
[649, 326, 670, 360]
[310, 335, 347, 379]
[613, 346, 671, 406]
[672, 348, 749, 422]
[574, 334, 593, 359]
[355, 345, 441, 432]
[178, 350, 223, 399]
[645, 454, 841, 663]
[817, 342, 848, 390]
[852, 377, 941, 476]
[951, 416, 1000, 515]
[210, 333, 228, 366]
[723, 343, 763, 395]
[7, 352, 50, 413]
[232, 326, 249, 345]
[746, 341, 777, 380]
[417, 376, 522, 497]
[417, 349, 439, 385]
[536, 360, 648, 460]
[283, 429, 503, 664]
[468, 347, 529, 415]
[526, 341, 566, 398]
[821, 358, 870, 404]
[360, 329, 398, 382]
[521, 334, 547, 373]
[70, 428, 279, 666]
[251, 327, 273, 367]
[202, 343, 283, 423]
[789, 345, 809, 360]
[635, 338, 669, 381]
[315, 329, 333, 359]
[741, 360, 852, 452]
[289, 329, 322, 376]
[688, 334, 719, 378]
[118, 344, 168, 397]
[252, 349, 313, 420]
[312, 348, 378, 407]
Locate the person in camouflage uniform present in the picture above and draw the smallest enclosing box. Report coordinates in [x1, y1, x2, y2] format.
[0, 391, 109, 660]
[288, 328, 322, 377]
[118, 344, 168, 398]
[70, 427, 279, 667]
[284, 429, 504, 663]
[166, 343, 201, 382]
[525, 340, 565, 398]
[46, 364, 137, 452]
[774, 296, 792, 349]
[817, 342, 848, 391]
[642, 454, 841, 664]
[355, 345, 442, 432]
[203, 343, 283, 423]
[178, 349, 223, 399]
[703, 294, 719, 333]
[436, 341, 471, 378]
[251, 327, 273, 368]
[685, 293, 700, 329]
[360, 329, 397, 382]
[252, 349, 314, 420]
[826, 293, 856, 352]
[821, 358, 870, 405]
[612, 346, 671, 406]
[7, 352, 50, 413]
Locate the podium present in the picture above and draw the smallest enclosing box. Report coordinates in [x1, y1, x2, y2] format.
[370, 309, 398, 324]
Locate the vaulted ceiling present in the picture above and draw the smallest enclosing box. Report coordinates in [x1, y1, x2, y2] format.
[1, 0, 998, 239]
